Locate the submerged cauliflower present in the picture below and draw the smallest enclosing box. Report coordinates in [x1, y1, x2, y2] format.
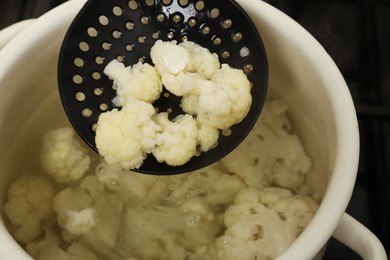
[34, 242, 98, 260]
[40, 127, 91, 183]
[65, 208, 98, 236]
[221, 99, 312, 191]
[52, 183, 124, 255]
[216, 187, 318, 259]
[3, 175, 57, 244]
[95, 97, 162, 170]
[95, 160, 171, 205]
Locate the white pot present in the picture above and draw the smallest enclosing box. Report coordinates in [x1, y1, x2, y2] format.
[0, 0, 386, 259]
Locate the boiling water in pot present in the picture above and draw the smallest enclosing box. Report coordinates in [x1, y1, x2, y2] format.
[3, 84, 321, 259]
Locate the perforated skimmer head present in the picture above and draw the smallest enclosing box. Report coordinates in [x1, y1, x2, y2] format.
[58, 0, 268, 175]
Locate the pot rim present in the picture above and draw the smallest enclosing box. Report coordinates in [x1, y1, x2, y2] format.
[0, 0, 360, 259]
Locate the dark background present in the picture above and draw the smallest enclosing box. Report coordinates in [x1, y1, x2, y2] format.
[1, 0, 389, 259]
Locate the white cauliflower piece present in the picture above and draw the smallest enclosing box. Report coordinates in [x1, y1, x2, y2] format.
[65, 208, 98, 235]
[168, 165, 246, 207]
[82, 194, 124, 255]
[52, 184, 124, 255]
[221, 99, 312, 191]
[180, 198, 222, 251]
[151, 40, 220, 96]
[95, 97, 162, 170]
[79, 175, 106, 200]
[179, 40, 220, 79]
[111, 205, 186, 258]
[196, 121, 219, 152]
[66, 242, 99, 260]
[3, 175, 56, 244]
[151, 40, 194, 96]
[104, 59, 162, 105]
[152, 112, 198, 166]
[35, 245, 70, 260]
[160, 71, 201, 96]
[94, 160, 171, 205]
[52, 187, 94, 231]
[26, 228, 61, 258]
[216, 187, 318, 259]
[181, 64, 252, 130]
[40, 127, 91, 183]
[150, 40, 190, 75]
[35, 242, 98, 260]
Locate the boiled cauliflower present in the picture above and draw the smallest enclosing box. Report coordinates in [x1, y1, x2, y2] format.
[179, 40, 220, 79]
[152, 112, 198, 166]
[221, 99, 312, 191]
[150, 40, 190, 76]
[104, 59, 162, 105]
[151, 40, 220, 96]
[65, 208, 98, 235]
[151, 40, 251, 130]
[34, 242, 98, 260]
[168, 164, 246, 207]
[151, 40, 220, 80]
[3, 175, 57, 244]
[94, 160, 171, 205]
[52, 183, 124, 255]
[95, 97, 162, 170]
[26, 228, 61, 258]
[181, 64, 252, 130]
[40, 127, 91, 183]
[52, 187, 94, 232]
[196, 121, 219, 152]
[160, 71, 202, 96]
[96, 40, 253, 169]
[216, 187, 318, 259]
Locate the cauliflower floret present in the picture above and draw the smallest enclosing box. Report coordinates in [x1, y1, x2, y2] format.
[104, 59, 162, 105]
[112, 205, 186, 258]
[196, 119, 219, 152]
[52, 184, 124, 254]
[179, 40, 220, 79]
[26, 228, 61, 258]
[180, 198, 222, 251]
[168, 165, 246, 207]
[181, 64, 252, 130]
[82, 194, 124, 255]
[160, 71, 201, 96]
[151, 40, 195, 96]
[40, 127, 91, 183]
[216, 187, 318, 259]
[95, 160, 171, 205]
[65, 208, 98, 235]
[52, 187, 94, 231]
[150, 40, 190, 75]
[79, 175, 106, 200]
[66, 242, 99, 260]
[95, 97, 162, 170]
[3, 175, 56, 244]
[151, 40, 220, 96]
[98, 40, 253, 168]
[35, 242, 98, 260]
[152, 112, 198, 166]
[221, 99, 312, 191]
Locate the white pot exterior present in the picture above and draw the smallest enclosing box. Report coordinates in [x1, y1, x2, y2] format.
[0, 0, 385, 259]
